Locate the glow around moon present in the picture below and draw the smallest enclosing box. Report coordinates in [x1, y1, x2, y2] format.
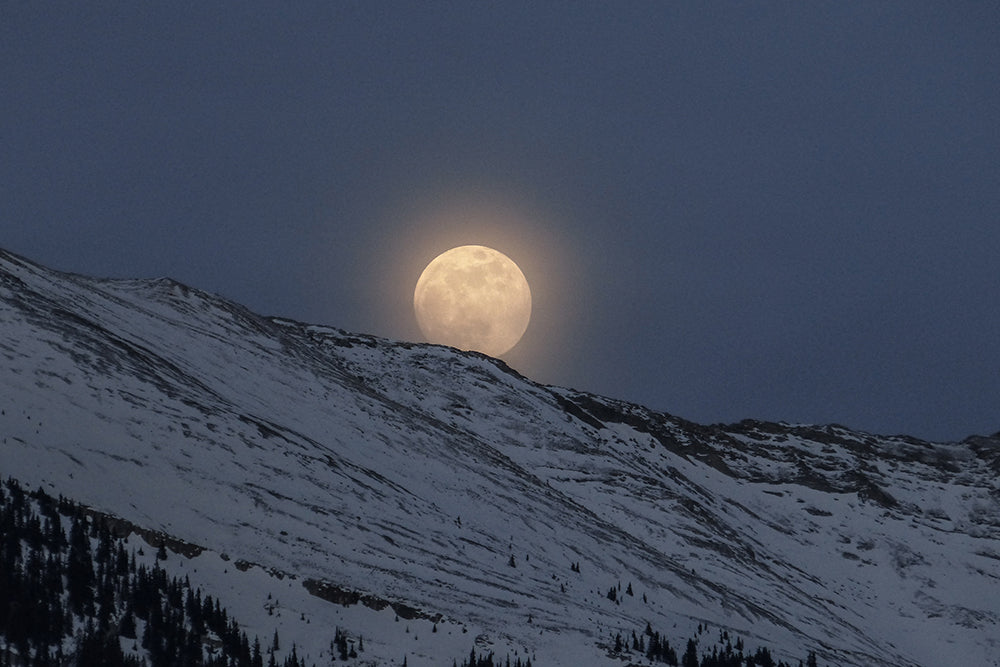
[413, 245, 531, 357]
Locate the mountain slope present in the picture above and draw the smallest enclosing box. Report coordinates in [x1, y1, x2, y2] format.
[1, 247, 998, 666]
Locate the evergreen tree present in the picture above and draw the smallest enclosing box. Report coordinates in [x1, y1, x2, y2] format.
[253, 637, 263, 667]
[682, 638, 699, 667]
[67, 515, 96, 616]
[120, 604, 137, 639]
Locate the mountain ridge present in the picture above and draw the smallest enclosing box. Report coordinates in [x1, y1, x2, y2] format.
[1, 246, 998, 666]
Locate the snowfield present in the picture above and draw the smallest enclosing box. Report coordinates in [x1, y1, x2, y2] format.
[1, 247, 998, 666]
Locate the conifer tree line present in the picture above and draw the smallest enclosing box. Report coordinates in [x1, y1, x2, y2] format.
[1, 477, 535, 667]
[449, 648, 532, 667]
[0, 478, 308, 667]
[3, 474, 830, 667]
[607, 621, 822, 667]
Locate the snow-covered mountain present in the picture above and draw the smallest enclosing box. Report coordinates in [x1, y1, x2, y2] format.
[1, 247, 998, 667]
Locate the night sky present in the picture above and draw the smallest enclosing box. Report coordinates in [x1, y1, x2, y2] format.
[3, 3, 998, 441]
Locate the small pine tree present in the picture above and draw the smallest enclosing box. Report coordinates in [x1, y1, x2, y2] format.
[252, 638, 263, 667]
[683, 638, 699, 667]
[120, 608, 137, 639]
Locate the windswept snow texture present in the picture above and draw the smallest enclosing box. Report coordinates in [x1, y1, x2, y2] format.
[1, 248, 998, 667]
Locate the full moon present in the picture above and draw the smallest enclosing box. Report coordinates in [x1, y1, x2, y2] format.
[413, 245, 532, 357]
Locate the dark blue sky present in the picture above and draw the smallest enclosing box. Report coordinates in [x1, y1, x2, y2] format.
[3, 3, 998, 441]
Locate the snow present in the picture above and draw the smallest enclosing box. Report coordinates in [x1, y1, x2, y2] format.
[2, 247, 999, 666]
